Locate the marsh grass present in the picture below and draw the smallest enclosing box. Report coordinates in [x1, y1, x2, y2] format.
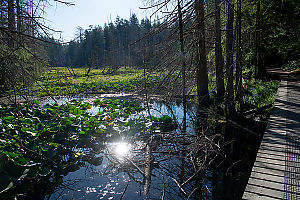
[27, 67, 162, 96]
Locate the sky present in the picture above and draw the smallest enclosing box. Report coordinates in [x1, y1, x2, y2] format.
[44, 0, 151, 42]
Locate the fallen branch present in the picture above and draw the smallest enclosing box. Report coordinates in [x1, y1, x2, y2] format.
[119, 183, 129, 200]
[53, 0, 75, 6]
[181, 166, 202, 187]
[242, 104, 272, 117]
[171, 177, 187, 196]
[125, 157, 146, 177]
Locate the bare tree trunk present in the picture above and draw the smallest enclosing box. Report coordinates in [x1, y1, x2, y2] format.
[215, 0, 225, 100]
[16, 0, 22, 45]
[8, 0, 16, 48]
[30, 0, 34, 37]
[225, 0, 234, 115]
[143, 138, 152, 195]
[235, 0, 243, 111]
[255, 0, 263, 78]
[143, 44, 152, 120]
[86, 55, 93, 77]
[195, 0, 209, 135]
[178, 0, 187, 131]
[195, 0, 209, 107]
[0, 0, 4, 27]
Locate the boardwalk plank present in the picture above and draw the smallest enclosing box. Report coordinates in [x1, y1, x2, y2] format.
[243, 80, 300, 199]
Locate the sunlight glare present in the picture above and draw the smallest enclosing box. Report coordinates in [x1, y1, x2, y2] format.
[114, 142, 129, 157]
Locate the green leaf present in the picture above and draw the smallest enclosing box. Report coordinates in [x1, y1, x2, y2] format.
[21, 126, 29, 132]
[33, 99, 41, 105]
[15, 158, 28, 166]
[18, 169, 29, 180]
[73, 108, 82, 115]
[40, 146, 49, 152]
[49, 142, 59, 148]
[35, 123, 43, 130]
[78, 131, 85, 135]
[46, 107, 55, 113]
[0, 181, 13, 194]
[4, 116, 14, 121]
[3, 151, 20, 158]
[23, 118, 33, 125]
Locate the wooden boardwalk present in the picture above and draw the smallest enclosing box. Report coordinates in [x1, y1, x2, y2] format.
[243, 79, 300, 199]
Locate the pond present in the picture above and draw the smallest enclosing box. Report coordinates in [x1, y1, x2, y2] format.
[0, 95, 265, 200]
[46, 96, 199, 200]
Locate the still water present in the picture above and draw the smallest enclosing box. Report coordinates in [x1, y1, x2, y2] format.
[7, 95, 262, 200]
[46, 96, 201, 200]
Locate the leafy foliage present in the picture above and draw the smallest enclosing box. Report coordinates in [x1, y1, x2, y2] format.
[243, 79, 280, 107]
[0, 45, 44, 95]
[149, 115, 178, 132]
[281, 60, 300, 72]
[259, 0, 300, 66]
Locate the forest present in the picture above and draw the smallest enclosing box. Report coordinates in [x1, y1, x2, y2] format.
[0, 0, 299, 199]
[45, 15, 164, 68]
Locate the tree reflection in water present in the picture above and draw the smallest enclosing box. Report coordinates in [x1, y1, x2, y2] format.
[2, 98, 262, 200]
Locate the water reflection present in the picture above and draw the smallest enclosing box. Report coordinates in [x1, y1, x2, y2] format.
[42, 98, 207, 200]
[112, 142, 130, 157]
[6, 96, 262, 200]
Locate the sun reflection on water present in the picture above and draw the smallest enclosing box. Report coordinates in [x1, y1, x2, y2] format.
[114, 142, 130, 157]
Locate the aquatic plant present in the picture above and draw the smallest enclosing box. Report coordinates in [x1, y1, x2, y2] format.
[0, 98, 177, 197]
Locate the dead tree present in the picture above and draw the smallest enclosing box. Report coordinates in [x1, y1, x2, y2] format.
[255, 0, 263, 78]
[0, 0, 75, 99]
[235, 0, 243, 111]
[178, 0, 187, 131]
[225, 0, 234, 115]
[215, 0, 225, 100]
[195, 0, 209, 107]
[8, 0, 16, 48]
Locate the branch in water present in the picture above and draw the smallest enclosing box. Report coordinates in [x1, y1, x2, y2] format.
[53, 0, 75, 6]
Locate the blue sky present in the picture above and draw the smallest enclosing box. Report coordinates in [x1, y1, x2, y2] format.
[44, 0, 151, 41]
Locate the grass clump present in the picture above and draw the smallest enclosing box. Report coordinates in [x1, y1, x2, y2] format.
[281, 60, 300, 72]
[243, 79, 280, 107]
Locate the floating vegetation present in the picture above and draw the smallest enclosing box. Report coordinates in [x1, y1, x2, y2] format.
[0, 99, 177, 198]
